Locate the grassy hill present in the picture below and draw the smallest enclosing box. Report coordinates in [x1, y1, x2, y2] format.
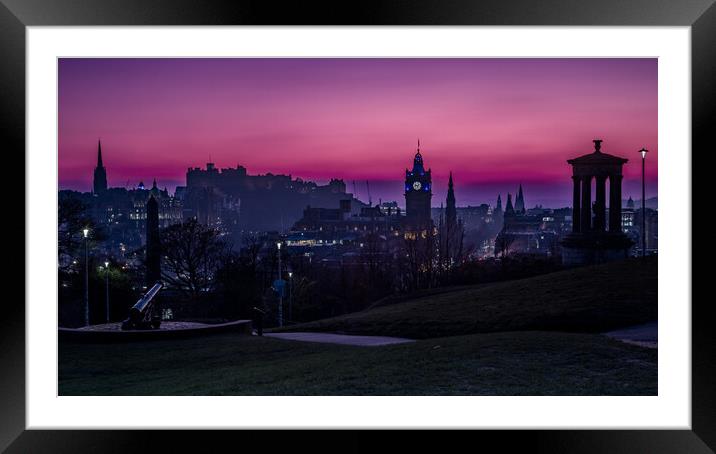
[275, 256, 657, 339]
[58, 257, 657, 396]
[59, 330, 656, 395]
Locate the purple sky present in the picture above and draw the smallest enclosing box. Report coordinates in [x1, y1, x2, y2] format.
[58, 58, 658, 207]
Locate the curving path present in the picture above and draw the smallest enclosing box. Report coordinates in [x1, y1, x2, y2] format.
[603, 322, 657, 348]
[264, 332, 414, 347]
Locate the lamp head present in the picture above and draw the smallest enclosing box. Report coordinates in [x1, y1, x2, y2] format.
[83, 228, 89, 238]
[104, 261, 109, 267]
[276, 242, 281, 250]
[639, 148, 648, 159]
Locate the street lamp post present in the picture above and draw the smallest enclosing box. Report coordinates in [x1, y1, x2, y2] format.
[288, 271, 293, 322]
[83, 228, 89, 326]
[639, 148, 648, 257]
[277, 242, 283, 327]
[104, 261, 110, 323]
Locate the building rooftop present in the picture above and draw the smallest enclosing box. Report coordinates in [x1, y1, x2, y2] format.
[567, 139, 628, 166]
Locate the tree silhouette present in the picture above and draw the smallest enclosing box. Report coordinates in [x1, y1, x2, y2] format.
[495, 232, 516, 258]
[160, 219, 230, 299]
[58, 196, 102, 270]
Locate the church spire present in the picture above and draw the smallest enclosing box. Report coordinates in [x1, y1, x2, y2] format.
[93, 139, 108, 195]
[515, 183, 525, 213]
[445, 171, 457, 230]
[97, 139, 104, 168]
[505, 193, 514, 215]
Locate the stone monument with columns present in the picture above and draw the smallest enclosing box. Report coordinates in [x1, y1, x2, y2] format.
[561, 139, 634, 265]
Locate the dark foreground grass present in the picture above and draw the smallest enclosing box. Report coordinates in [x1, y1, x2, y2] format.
[59, 331, 656, 395]
[276, 256, 657, 339]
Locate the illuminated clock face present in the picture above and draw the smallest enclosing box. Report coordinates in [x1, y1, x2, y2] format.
[412, 181, 422, 190]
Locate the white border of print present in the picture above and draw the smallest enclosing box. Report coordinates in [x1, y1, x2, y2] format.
[27, 26, 690, 429]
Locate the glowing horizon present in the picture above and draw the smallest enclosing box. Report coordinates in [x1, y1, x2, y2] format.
[58, 58, 658, 207]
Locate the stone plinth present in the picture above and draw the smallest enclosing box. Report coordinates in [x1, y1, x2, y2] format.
[59, 319, 253, 343]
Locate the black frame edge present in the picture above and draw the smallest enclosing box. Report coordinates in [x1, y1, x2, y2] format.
[0, 0, 26, 452]
[4, 0, 713, 452]
[1, 0, 715, 26]
[691, 0, 716, 450]
[3, 430, 716, 454]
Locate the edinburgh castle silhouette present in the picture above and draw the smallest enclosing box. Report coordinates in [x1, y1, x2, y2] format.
[59, 139, 656, 267]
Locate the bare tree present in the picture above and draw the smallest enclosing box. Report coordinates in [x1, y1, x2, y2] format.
[401, 229, 439, 291]
[160, 219, 230, 299]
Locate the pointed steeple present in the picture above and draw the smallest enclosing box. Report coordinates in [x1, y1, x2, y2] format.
[150, 178, 160, 196]
[97, 139, 104, 167]
[515, 183, 525, 213]
[446, 171, 457, 228]
[93, 139, 108, 195]
[505, 193, 514, 215]
[496, 194, 502, 210]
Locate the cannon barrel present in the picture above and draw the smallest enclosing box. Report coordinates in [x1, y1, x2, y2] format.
[129, 282, 162, 318]
[122, 282, 162, 329]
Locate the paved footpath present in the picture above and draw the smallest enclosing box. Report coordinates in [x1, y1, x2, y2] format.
[603, 322, 658, 349]
[264, 332, 414, 347]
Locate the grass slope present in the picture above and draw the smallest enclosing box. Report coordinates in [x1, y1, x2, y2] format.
[277, 256, 657, 339]
[59, 331, 656, 395]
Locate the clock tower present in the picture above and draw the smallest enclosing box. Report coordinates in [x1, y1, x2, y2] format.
[404, 141, 432, 227]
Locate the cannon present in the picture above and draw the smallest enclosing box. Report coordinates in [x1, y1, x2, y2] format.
[121, 282, 163, 330]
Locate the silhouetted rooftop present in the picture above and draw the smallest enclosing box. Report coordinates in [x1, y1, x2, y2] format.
[567, 139, 628, 166]
[568, 151, 628, 165]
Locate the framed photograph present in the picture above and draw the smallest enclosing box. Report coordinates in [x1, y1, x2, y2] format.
[3, 0, 711, 451]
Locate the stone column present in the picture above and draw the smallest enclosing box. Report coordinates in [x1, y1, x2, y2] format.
[594, 175, 607, 231]
[572, 175, 581, 233]
[580, 175, 592, 232]
[146, 195, 161, 285]
[609, 174, 623, 232]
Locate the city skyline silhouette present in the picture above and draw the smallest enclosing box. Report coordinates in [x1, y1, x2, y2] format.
[59, 58, 658, 207]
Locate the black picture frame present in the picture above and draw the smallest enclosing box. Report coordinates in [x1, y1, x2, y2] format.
[2, 0, 710, 452]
